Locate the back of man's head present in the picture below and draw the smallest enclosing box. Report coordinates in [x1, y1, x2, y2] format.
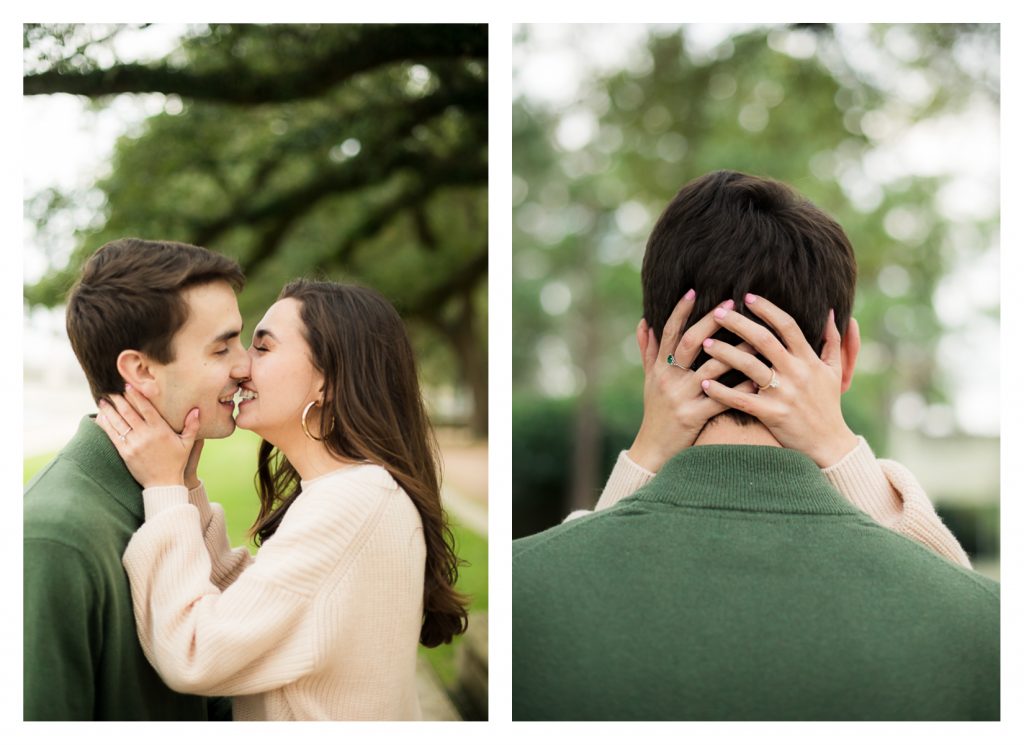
[66, 238, 245, 401]
[642, 170, 857, 425]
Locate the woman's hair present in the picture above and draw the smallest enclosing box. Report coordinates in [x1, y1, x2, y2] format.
[251, 278, 468, 647]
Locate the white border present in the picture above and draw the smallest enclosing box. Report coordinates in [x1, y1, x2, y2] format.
[5, 3, 1023, 743]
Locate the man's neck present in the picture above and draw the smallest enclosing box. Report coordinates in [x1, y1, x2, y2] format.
[692, 418, 782, 449]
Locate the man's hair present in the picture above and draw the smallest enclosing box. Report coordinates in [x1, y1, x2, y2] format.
[66, 238, 245, 401]
[642, 170, 857, 425]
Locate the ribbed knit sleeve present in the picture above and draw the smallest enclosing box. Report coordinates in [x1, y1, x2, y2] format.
[122, 464, 420, 701]
[564, 451, 654, 522]
[822, 438, 971, 568]
[187, 483, 253, 590]
[139, 483, 253, 591]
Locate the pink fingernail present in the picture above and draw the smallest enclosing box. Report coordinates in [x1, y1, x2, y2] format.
[745, 293, 757, 304]
[714, 308, 727, 319]
[125, 384, 132, 391]
[703, 338, 714, 348]
[701, 380, 711, 390]
[684, 288, 696, 300]
[723, 299, 735, 309]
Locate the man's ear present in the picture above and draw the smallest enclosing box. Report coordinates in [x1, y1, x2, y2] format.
[636, 320, 649, 361]
[839, 317, 861, 393]
[115, 350, 161, 398]
[636, 318, 658, 373]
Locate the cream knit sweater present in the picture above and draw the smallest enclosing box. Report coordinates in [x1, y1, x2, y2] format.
[122, 463, 426, 720]
[566, 437, 971, 568]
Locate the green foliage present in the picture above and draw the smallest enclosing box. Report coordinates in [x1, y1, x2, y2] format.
[511, 389, 643, 537]
[513, 24, 999, 529]
[24, 23, 488, 434]
[511, 396, 576, 537]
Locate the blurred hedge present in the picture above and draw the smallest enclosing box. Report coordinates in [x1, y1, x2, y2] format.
[513, 389, 644, 538]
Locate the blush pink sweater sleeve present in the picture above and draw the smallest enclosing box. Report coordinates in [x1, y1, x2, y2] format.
[185, 482, 252, 590]
[566, 436, 971, 569]
[122, 464, 426, 720]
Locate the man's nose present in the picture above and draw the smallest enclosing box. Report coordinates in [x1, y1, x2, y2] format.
[231, 347, 252, 380]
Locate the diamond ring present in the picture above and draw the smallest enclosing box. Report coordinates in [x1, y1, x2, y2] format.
[757, 370, 780, 391]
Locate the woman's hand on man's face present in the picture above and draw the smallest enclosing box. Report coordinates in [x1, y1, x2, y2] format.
[699, 294, 859, 468]
[96, 384, 202, 489]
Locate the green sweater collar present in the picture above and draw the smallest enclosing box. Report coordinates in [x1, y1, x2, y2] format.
[633, 445, 861, 516]
[61, 415, 144, 520]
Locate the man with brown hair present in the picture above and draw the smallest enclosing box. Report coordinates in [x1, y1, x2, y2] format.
[512, 171, 999, 720]
[24, 238, 250, 720]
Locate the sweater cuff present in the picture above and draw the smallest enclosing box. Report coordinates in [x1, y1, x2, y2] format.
[821, 436, 902, 525]
[563, 509, 594, 523]
[594, 451, 657, 511]
[622, 450, 657, 478]
[142, 485, 190, 518]
[187, 480, 216, 527]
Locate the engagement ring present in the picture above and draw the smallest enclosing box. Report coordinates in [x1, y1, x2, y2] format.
[758, 371, 779, 391]
[666, 354, 689, 371]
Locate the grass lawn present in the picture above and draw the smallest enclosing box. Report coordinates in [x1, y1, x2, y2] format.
[24, 428, 488, 687]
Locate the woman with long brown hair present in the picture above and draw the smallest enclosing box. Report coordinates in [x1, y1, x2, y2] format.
[96, 279, 468, 720]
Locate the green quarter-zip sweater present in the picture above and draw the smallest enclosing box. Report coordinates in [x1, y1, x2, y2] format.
[24, 416, 229, 720]
[512, 445, 999, 720]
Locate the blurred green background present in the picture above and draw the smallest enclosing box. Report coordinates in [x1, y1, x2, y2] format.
[511, 24, 999, 577]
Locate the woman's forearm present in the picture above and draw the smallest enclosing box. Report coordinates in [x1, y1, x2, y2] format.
[185, 482, 254, 590]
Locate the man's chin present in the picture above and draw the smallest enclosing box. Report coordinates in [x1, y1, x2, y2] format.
[197, 418, 237, 440]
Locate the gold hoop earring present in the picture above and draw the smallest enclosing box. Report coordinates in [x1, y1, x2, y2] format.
[301, 400, 334, 441]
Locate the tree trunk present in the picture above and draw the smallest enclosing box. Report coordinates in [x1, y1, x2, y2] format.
[570, 380, 601, 512]
[430, 292, 488, 439]
[569, 251, 602, 512]
[450, 297, 488, 438]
